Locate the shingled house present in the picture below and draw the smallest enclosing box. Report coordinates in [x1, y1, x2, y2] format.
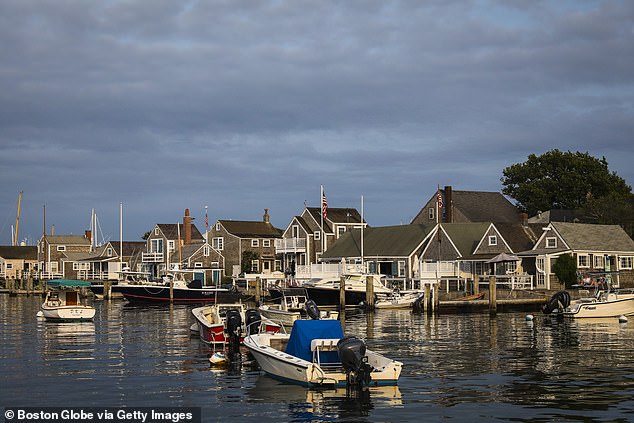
[411, 186, 523, 225]
[0, 246, 38, 280]
[37, 233, 92, 278]
[276, 206, 366, 275]
[207, 209, 283, 278]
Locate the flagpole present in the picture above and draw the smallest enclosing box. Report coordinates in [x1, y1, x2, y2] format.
[320, 185, 325, 257]
[361, 195, 364, 272]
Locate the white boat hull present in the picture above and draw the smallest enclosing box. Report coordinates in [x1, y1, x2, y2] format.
[40, 305, 96, 321]
[564, 292, 634, 318]
[244, 333, 402, 387]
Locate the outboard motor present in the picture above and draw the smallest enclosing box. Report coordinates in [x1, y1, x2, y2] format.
[412, 294, 425, 314]
[304, 299, 321, 320]
[245, 309, 262, 335]
[225, 309, 242, 357]
[542, 290, 571, 315]
[337, 336, 372, 387]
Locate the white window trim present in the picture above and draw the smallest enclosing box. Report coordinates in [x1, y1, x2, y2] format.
[314, 231, 321, 240]
[194, 262, 203, 268]
[263, 239, 271, 248]
[545, 237, 557, 249]
[57, 245, 66, 252]
[577, 254, 590, 268]
[593, 255, 604, 269]
[251, 239, 259, 247]
[428, 207, 435, 220]
[213, 237, 224, 251]
[488, 236, 497, 246]
[168, 240, 175, 251]
[620, 256, 633, 270]
[203, 246, 210, 257]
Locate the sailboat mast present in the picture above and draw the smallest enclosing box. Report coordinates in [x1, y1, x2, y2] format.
[120, 202, 123, 271]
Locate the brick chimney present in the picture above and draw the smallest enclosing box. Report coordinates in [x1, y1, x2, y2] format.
[444, 186, 453, 223]
[85, 230, 92, 243]
[263, 208, 270, 224]
[183, 208, 192, 245]
[520, 212, 528, 226]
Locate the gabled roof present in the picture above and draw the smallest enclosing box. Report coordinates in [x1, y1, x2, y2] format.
[219, 220, 283, 238]
[157, 223, 204, 242]
[493, 223, 542, 253]
[440, 223, 490, 257]
[551, 222, 634, 252]
[449, 190, 520, 223]
[0, 246, 38, 260]
[322, 224, 433, 259]
[284, 216, 312, 236]
[43, 235, 91, 245]
[306, 207, 363, 224]
[104, 241, 146, 257]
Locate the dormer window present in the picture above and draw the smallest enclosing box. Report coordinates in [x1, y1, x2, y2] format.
[546, 237, 557, 248]
[488, 236, 497, 246]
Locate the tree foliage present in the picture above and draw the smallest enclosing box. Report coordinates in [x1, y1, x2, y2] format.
[501, 150, 632, 216]
[241, 250, 259, 274]
[552, 253, 577, 289]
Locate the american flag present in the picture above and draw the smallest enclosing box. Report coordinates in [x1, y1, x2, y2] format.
[322, 191, 328, 219]
[437, 190, 443, 209]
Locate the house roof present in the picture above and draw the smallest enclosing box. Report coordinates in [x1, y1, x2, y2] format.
[219, 220, 283, 238]
[44, 235, 91, 245]
[440, 223, 490, 257]
[448, 190, 520, 223]
[551, 222, 634, 252]
[321, 224, 433, 259]
[0, 246, 38, 260]
[493, 223, 542, 253]
[157, 223, 204, 241]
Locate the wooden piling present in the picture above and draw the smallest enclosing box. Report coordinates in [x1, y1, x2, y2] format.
[103, 280, 111, 300]
[255, 277, 261, 304]
[339, 275, 346, 310]
[489, 275, 497, 316]
[433, 283, 439, 312]
[424, 284, 431, 313]
[365, 275, 374, 310]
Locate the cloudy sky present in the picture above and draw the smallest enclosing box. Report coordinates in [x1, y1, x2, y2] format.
[1, 0, 633, 245]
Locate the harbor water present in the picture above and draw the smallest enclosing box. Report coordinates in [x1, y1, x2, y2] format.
[2, 295, 634, 422]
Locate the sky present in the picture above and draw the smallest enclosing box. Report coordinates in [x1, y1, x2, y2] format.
[1, 0, 634, 245]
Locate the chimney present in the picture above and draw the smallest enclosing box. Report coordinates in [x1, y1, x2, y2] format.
[444, 186, 453, 223]
[520, 212, 528, 226]
[85, 230, 92, 243]
[263, 208, 270, 224]
[184, 208, 192, 245]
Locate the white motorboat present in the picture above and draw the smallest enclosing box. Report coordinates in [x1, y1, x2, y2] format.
[259, 288, 338, 326]
[192, 303, 281, 346]
[243, 319, 403, 388]
[375, 291, 424, 309]
[300, 274, 394, 307]
[40, 279, 96, 321]
[544, 289, 634, 318]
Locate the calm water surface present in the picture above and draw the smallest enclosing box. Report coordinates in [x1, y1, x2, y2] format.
[2, 295, 634, 422]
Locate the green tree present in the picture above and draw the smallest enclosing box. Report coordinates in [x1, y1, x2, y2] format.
[582, 191, 634, 238]
[241, 250, 259, 274]
[552, 254, 577, 289]
[501, 150, 632, 216]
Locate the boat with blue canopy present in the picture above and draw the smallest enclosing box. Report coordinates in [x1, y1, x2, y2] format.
[40, 279, 95, 321]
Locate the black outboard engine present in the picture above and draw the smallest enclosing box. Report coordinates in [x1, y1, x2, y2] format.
[412, 294, 425, 314]
[304, 299, 321, 320]
[337, 336, 373, 387]
[245, 309, 261, 335]
[225, 309, 242, 357]
[542, 290, 571, 315]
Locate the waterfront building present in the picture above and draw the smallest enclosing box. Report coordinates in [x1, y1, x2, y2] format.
[0, 246, 38, 280]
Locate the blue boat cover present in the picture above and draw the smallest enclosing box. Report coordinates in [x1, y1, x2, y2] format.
[285, 319, 344, 363]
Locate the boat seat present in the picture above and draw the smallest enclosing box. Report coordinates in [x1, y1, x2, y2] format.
[311, 338, 340, 352]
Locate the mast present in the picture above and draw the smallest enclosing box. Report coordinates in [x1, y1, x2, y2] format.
[361, 195, 364, 271]
[14, 191, 22, 246]
[43, 205, 47, 276]
[120, 202, 123, 271]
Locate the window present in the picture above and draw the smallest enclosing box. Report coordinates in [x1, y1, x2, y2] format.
[215, 223, 220, 231]
[251, 260, 259, 272]
[593, 255, 604, 269]
[107, 247, 113, 257]
[275, 260, 282, 271]
[154, 227, 159, 235]
[251, 239, 259, 247]
[194, 262, 203, 268]
[546, 237, 557, 248]
[151, 239, 163, 253]
[398, 261, 406, 277]
[212, 237, 224, 251]
[292, 225, 299, 238]
[314, 231, 321, 240]
[337, 227, 346, 238]
[577, 254, 589, 268]
[488, 236, 497, 246]
[203, 245, 210, 257]
[168, 240, 175, 251]
[6, 263, 13, 270]
[57, 245, 66, 252]
[428, 207, 435, 220]
[620, 256, 633, 270]
[263, 239, 270, 248]
[211, 261, 219, 268]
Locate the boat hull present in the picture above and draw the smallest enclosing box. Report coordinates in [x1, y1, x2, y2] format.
[564, 294, 634, 318]
[119, 285, 242, 303]
[41, 305, 96, 321]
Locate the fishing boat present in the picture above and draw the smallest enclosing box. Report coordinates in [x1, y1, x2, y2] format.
[191, 304, 281, 346]
[40, 279, 96, 321]
[374, 290, 425, 309]
[243, 319, 403, 388]
[299, 274, 393, 307]
[118, 269, 242, 303]
[544, 289, 634, 318]
[259, 288, 338, 326]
